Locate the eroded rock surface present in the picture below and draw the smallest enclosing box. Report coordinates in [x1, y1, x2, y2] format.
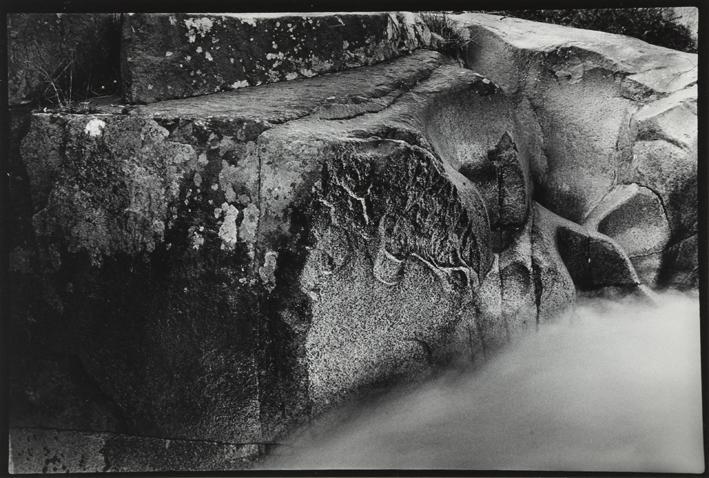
[584, 184, 671, 286]
[451, 12, 697, 288]
[8, 11, 698, 472]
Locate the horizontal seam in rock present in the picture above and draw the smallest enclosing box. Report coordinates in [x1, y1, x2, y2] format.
[11, 426, 285, 448]
[318, 90, 407, 122]
[305, 65, 441, 123]
[628, 249, 665, 259]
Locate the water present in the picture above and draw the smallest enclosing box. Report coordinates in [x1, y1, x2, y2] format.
[263, 291, 704, 472]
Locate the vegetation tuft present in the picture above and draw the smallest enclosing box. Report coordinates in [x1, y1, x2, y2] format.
[18, 13, 123, 110]
[420, 13, 472, 59]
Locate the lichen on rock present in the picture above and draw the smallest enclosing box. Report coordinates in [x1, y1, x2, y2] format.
[23, 114, 196, 265]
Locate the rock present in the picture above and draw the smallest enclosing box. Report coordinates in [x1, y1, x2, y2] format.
[632, 85, 696, 150]
[460, 131, 528, 251]
[556, 226, 640, 291]
[627, 139, 697, 242]
[276, 136, 493, 414]
[9, 428, 261, 473]
[9, 354, 124, 433]
[9, 12, 699, 472]
[8, 106, 36, 254]
[444, 13, 697, 288]
[530, 204, 576, 322]
[15, 50, 513, 446]
[22, 115, 197, 264]
[122, 13, 431, 103]
[449, 13, 697, 225]
[584, 183, 671, 286]
[534, 202, 641, 291]
[499, 219, 536, 335]
[474, 255, 508, 353]
[8, 14, 120, 106]
[624, 88, 697, 247]
[658, 234, 699, 290]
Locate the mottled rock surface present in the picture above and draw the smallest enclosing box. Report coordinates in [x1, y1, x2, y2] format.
[122, 12, 430, 103]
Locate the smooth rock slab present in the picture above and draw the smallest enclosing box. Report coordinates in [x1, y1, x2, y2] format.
[453, 12, 697, 97]
[122, 12, 430, 103]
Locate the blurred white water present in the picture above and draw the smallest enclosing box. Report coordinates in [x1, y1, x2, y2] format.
[263, 291, 704, 472]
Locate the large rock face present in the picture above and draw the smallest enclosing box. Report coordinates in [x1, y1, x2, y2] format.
[8, 11, 698, 473]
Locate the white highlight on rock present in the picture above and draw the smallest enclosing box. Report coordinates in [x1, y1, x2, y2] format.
[184, 17, 214, 43]
[299, 68, 316, 78]
[84, 118, 106, 137]
[238, 203, 259, 244]
[218, 203, 239, 250]
[231, 80, 250, 89]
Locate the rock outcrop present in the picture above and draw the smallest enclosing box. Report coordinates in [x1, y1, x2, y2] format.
[451, 12, 698, 289]
[8, 11, 698, 472]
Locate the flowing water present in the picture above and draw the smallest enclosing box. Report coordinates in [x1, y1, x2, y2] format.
[263, 291, 704, 472]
